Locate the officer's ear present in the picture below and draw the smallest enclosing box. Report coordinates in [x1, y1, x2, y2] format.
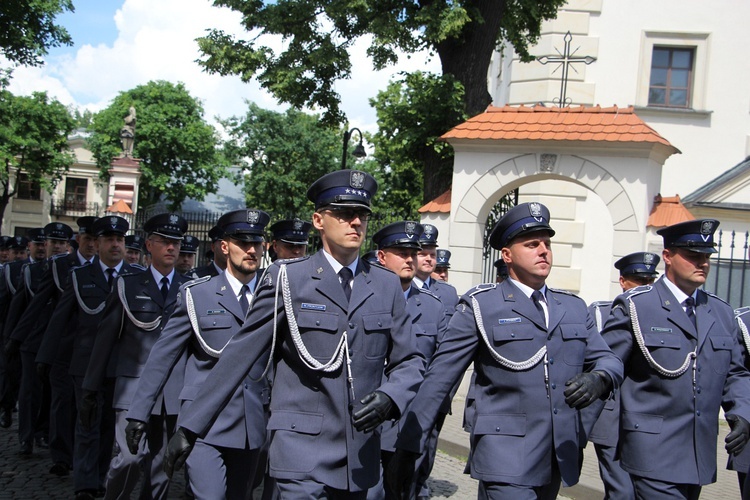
[312, 211, 325, 231]
[220, 239, 230, 257]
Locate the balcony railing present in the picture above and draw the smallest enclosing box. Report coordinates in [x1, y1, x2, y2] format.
[50, 199, 101, 217]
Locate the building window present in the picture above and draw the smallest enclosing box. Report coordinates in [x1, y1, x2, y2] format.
[648, 47, 694, 108]
[635, 31, 709, 112]
[16, 173, 41, 200]
[65, 177, 88, 210]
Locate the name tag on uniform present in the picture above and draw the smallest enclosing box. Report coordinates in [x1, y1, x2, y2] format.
[301, 303, 326, 311]
[135, 295, 153, 300]
[207, 309, 226, 315]
[651, 327, 673, 332]
[498, 317, 522, 324]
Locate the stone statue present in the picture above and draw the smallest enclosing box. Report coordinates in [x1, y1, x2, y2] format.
[120, 106, 136, 157]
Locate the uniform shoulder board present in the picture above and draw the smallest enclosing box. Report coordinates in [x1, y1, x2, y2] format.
[415, 286, 439, 299]
[51, 253, 68, 261]
[703, 290, 731, 307]
[548, 287, 575, 296]
[590, 300, 613, 307]
[183, 275, 211, 289]
[130, 263, 147, 271]
[624, 284, 652, 298]
[468, 283, 497, 297]
[735, 306, 750, 317]
[279, 255, 310, 265]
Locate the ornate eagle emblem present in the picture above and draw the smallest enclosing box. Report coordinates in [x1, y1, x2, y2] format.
[350, 171, 366, 189]
[700, 220, 713, 235]
[169, 214, 179, 224]
[529, 202, 542, 218]
[247, 210, 260, 224]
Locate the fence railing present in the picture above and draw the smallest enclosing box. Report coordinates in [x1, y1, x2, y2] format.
[50, 199, 101, 217]
[705, 229, 750, 309]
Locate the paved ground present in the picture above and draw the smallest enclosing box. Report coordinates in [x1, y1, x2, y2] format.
[1, 391, 742, 499]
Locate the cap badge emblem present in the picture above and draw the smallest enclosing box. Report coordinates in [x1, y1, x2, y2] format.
[169, 214, 179, 224]
[643, 253, 655, 265]
[56, 223, 63, 230]
[293, 220, 304, 230]
[405, 221, 416, 237]
[110, 217, 118, 225]
[529, 202, 542, 218]
[247, 210, 260, 224]
[700, 220, 713, 235]
[423, 225, 434, 236]
[350, 171, 365, 189]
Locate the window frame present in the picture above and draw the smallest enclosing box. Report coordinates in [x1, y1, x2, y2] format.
[636, 31, 710, 112]
[16, 173, 42, 201]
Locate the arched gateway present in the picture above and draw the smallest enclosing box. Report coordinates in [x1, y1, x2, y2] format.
[429, 105, 679, 302]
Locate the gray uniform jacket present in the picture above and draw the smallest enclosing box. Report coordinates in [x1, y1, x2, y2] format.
[380, 284, 447, 452]
[82, 268, 188, 415]
[580, 300, 619, 446]
[603, 277, 750, 485]
[428, 278, 459, 319]
[396, 280, 623, 488]
[37, 258, 143, 375]
[188, 263, 221, 279]
[728, 306, 750, 473]
[5, 259, 49, 353]
[13, 253, 82, 365]
[178, 250, 426, 492]
[128, 272, 268, 450]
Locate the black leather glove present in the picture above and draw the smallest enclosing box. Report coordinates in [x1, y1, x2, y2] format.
[726, 414, 750, 456]
[352, 391, 395, 433]
[564, 371, 611, 410]
[385, 448, 420, 499]
[4, 339, 20, 358]
[164, 427, 196, 478]
[36, 362, 51, 382]
[79, 389, 99, 430]
[125, 419, 148, 455]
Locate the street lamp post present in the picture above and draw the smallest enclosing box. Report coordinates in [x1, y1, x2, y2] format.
[341, 127, 366, 169]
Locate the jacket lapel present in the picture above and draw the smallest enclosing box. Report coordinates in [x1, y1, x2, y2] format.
[547, 290, 566, 334]
[348, 260, 374, 316]
[695, 290, 714, 351]
[143, 268, 164, 308]
[311, 251, 349, 312]
[655, 279, 697, 340]
[502, 280, 547, 331]
[215, 273, 245, 323]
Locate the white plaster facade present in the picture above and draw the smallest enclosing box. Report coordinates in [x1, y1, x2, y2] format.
[439, 0, 750, 303]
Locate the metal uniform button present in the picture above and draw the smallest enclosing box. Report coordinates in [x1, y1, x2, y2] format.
[553, 408, 558, 414]
[349, 322, 355, 328]
[635, 423, 639, 429]
[550, 383, 556, 389]
[378, 320, 382, 327]
[511, 333, 516, 338]
[291, 424, 296, 429]
[549, 358, 554, 365]
[697, 410, 701, 416]
[495, 426, 500, 432]
[315, 320, 320, 326]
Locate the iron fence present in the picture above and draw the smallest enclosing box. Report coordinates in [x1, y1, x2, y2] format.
[705, 229, 750, 309]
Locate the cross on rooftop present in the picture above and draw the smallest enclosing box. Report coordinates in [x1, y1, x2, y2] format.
[536, 31, 597, 107]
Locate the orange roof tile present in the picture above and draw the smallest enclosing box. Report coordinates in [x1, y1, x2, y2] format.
[418, 188, 451, 214]
[647, 194, 694, 228]
[441, 105, 679, 152]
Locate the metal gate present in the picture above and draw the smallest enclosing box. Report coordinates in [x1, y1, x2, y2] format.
[480, 190, 518, 283]
[705, 230, 750, 309]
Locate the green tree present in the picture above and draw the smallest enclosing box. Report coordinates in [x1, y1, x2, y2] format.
[70, 106, 94, 129]
[221, 101, 377, 217]
[87, 80, 226, 211]
[0, 0, 74, 67]
[197, 0, 565, 201]
[370, 71, 466, 215]
[0, 84, 76, 232]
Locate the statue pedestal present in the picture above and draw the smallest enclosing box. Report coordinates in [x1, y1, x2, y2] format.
[108, 156, 142, 213]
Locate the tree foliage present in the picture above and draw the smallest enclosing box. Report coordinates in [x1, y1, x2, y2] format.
[87, 80, 225, 211]
[220, 101, 379, 218]
[0, 0, 74, 67]
[198, 0, 565, 201]
[0, 82, 76, 232]
[370, 71, 466, 209]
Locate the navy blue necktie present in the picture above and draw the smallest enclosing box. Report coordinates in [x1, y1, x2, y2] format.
[239, 284, 250, 316]
[160, 277, 169, 301]
[339, 268, 353, 301]
[532, 290, 547, 326]
[106, 268, 115, 289]
[684, 296, 696, 329]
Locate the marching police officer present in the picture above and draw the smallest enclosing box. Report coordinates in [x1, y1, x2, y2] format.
[269, 218, 312, 261]
[582, 251, 660, 500]
[0, 235, 11, 264]
[124, 235, 146, 265]
[433, 249, 451, 282]
[413, 224, 458, 320]
[81, 213, 190, 500]
[369, 221, 448, 500]
[5, 224, 72, 455]
[601, 219, 750, 498]
[387, 202, 623, 499]
[13, 218, 98, 475]
[176, 235, 200, 275]
[189, 226, 226, 278]
[39, 216, 142, 499]
[126, 209, 271, 499]
[166, 169, 425, 498]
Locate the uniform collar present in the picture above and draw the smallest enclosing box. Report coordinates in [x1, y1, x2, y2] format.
[508, 277, 547, 301]
[321, 249, 358, 276]
[150, 266, 175, 286]
[661, 275, 697, 305]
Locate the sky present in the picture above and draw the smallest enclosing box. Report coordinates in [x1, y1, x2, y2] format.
[6, 0, 441, 133]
